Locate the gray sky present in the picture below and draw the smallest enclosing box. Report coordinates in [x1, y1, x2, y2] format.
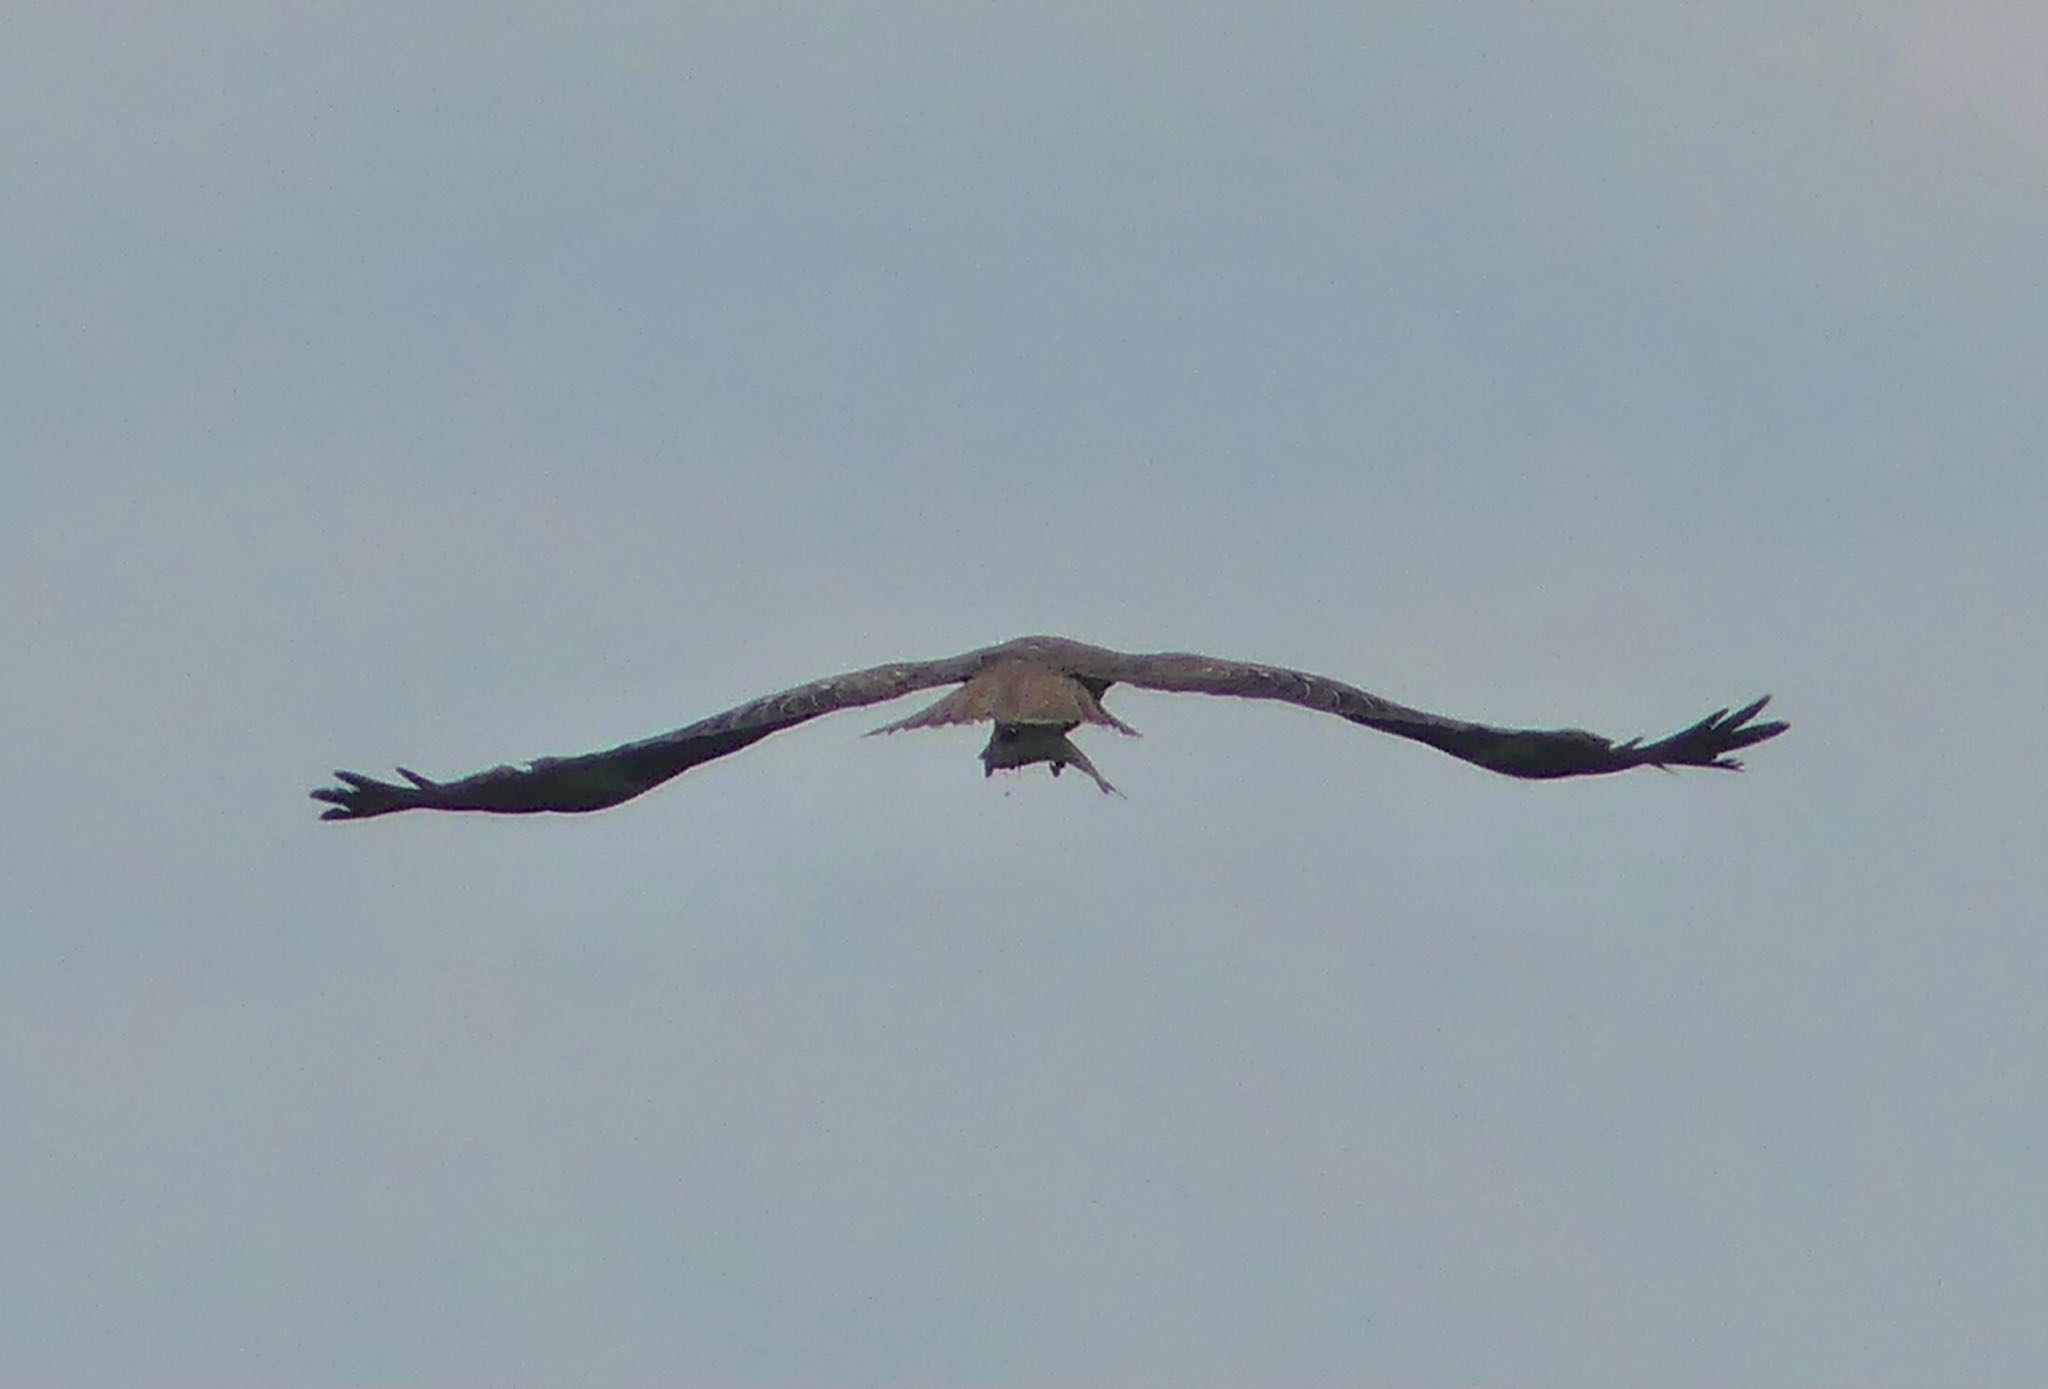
[6, 3, 2045, 1384]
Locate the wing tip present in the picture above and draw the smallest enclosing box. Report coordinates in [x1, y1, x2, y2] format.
[1632, 693, 1789, 773]
[310, 768, 423, 820]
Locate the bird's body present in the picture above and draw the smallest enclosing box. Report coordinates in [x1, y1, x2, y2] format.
[870, 656, 1138, 793]
[312, 634, 1788, 819]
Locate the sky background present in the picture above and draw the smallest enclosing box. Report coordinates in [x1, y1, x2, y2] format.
[6, 2, 2045, 1384]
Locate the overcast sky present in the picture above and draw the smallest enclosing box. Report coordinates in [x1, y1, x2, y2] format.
[6, 3, 2045, 1384]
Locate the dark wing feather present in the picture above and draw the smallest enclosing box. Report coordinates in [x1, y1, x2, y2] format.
[1063, 646, 1788, 780]
[311, 646, 1009, 819]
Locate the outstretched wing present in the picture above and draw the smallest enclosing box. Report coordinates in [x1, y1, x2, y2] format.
[1064, 646, 1788, 780]
[313, 634, 1789, 819]
[311, 646, 1007, 819]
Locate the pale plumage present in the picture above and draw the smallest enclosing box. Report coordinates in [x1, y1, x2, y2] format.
[312, 634, 1788, 819]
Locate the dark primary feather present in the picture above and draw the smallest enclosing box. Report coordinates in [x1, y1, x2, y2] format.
[312, 635, 1788, 818]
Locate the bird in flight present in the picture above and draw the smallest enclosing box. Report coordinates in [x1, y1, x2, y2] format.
[312, 634, 1787, 819]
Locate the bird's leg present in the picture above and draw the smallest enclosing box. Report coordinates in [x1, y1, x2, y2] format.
[1054, 737, 1121, 797]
